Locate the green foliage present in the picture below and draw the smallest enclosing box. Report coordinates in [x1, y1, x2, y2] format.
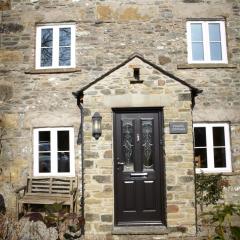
[195, 173, 229, 208]
[202, 204, 240, 240]
[44, 203, 83, 240]
[44, 202, 67, 228]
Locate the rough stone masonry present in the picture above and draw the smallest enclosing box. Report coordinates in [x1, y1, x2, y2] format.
[0, 0, 239, 239]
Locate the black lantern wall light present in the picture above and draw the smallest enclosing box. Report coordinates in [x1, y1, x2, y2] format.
[92, 112, 102, 140]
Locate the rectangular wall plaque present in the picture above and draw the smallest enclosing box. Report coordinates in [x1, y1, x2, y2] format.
[169, 122, 188, 134]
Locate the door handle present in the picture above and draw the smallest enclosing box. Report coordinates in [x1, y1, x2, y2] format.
[117, 162, 125, 166]
[130, 173, 148, 177]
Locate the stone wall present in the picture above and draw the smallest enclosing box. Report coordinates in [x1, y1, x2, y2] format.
[0, 0, 239, 238]
[83, 57, 196, 238]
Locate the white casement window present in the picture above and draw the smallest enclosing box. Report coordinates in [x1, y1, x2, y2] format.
[193, 123, 232, 173]
[36, 24, 75, 69]
[187, 21, 227, 63]
[33, 127, 75, 176]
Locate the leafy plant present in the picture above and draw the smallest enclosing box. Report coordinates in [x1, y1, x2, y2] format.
[202, 204, 240, 240]
[195, 173, 229, 211]
[44, 203, 83, 240]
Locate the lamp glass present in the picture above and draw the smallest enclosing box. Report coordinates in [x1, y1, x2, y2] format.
[92, 112, 102, 139]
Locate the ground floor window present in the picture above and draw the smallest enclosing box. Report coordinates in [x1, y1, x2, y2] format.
[33, 127, 75, 176]
[193, 123, 231, 173]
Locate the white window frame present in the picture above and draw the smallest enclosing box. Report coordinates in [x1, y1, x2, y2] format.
[187, 21, 228, 64]
[33, 127, 75, 177]
[36, 24, 76, 69]
[194, 123, 232, 173]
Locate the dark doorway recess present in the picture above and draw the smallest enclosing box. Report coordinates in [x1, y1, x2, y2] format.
[113, 108, 166, 226]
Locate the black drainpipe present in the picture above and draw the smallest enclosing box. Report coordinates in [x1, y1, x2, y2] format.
[191, 89, 203, 236]
[76, 96, 85, 235]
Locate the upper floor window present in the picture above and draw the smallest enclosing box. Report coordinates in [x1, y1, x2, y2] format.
[36, 24, 76, 69]
[193, 123, 231, 173]
[187, 21, 227, 64]
[33, 127, 75, 176]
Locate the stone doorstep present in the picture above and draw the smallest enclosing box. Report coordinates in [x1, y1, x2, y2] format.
[112, 225, 168, 235]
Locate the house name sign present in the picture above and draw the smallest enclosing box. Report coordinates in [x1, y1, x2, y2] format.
[169, 122, 188, 134]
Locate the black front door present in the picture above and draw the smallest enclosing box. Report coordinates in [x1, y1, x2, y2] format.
[113, 109, 166, 226]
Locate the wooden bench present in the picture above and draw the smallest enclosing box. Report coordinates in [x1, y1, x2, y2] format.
[15, 177, 77, 218]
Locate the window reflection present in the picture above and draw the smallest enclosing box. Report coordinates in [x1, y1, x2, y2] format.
[59, 28, 71, 66]
[57, 131, 70, 172]
[194, 127, 207, 168]
[39, 153, 51, 173]
[58, 152, 70, 172]
[41, 29, 53, 67]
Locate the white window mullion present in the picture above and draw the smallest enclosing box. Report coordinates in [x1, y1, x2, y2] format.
[69, 128, 75, 175]
[206, 125, 214, 170]
[36, 28, 41, 69]
[204, 22, 210, 62]
[220, 22, 228, 63]
[224, 124, 232, 171]
[51, 129, 58, 175]
[33, 129, 39, 176]
[71, 25, 76, 68]
[52, 26, 59, 68]
[186, 22, 193, 64]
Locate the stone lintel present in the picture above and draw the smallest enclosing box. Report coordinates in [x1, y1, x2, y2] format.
[103, 94, 175, 108]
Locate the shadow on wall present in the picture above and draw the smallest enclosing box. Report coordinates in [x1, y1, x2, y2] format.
[0, 194, 6, 215]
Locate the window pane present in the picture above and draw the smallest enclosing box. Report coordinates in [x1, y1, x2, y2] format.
[39, 153, 51, 173]
[213, 127, 225, 146]
[39, 131, 50, 151]
[58, 152, 70, 172]
[58, 131, 69, 151]
[191, 23, 203, 41]
[194, 127, 206, 147]
[194, 148, 207, 168]
[209, 23, 221, 41]
[41, 48, 52, 67]
[59, 47, 71, 66]
[192, 42, 204, 61]
[214, 148, 226, 168]
[210, 42, 222, 61]
[59, 28, 71, 46]
[122, 119, 134, 172]
[142, 120, 153, 170]
[41, 28, 53, 47]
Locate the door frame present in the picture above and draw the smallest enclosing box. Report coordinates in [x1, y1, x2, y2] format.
[112, 107, 166, 226]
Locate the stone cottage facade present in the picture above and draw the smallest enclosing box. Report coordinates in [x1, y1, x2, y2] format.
[0, 0, 239, 239]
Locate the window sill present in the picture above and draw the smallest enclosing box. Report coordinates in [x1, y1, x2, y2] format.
[177, 63, 237, 69]
[196, 170, 233, 175]
[25, 68, 81, 74]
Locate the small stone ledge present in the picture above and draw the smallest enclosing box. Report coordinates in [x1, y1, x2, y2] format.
[222, 170, 240, 176]
[130, 80, 144, 84]
[177, 63, 237, 69]
[196, 171, 240, 176]
[112, 225, 168, 235]
[25, 68, 82, 74]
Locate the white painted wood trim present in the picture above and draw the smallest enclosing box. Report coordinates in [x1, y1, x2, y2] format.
[194, 123, 232, 173]
[187, 21, 228, 64]
[35, 24, 76, 69]
[33, 127, 75, 177]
